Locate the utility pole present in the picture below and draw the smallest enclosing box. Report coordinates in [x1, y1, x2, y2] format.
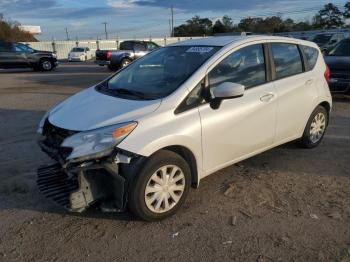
[102, 22, 108, 40]
[65, 27, 69, 41]
[171, 5, 174, 37]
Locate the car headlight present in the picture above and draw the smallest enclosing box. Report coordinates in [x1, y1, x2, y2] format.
[61, 122, 137, 161]
[52, 53, 57, 58]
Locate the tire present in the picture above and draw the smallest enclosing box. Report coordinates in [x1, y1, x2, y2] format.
[128, 150, 191, 221]
[299, 106, 328, 148]
[39, 59, 54, 71]
[121, 58, 131, 68]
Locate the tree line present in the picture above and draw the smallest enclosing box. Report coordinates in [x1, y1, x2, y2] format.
[0, 14, 38, 42]
[174, 2, 350, 37]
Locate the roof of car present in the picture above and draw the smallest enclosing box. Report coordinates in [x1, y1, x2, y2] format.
[169, 35, 304, 47]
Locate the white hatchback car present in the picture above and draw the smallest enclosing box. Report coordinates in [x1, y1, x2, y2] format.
[37, 36, 332, 221]
[68, 47, 93, 61]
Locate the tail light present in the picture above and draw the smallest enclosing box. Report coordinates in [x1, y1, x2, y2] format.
[106, 51, 111, 60]
[324, 64, 330, 83]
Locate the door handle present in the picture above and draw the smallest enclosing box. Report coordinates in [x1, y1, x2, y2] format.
[260, 93, 275, 102]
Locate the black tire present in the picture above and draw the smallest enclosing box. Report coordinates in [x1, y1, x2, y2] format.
[299, 106, 328, 148]
[128, 150, 191, 221]
[120, 58, 131, 68]
[39, 58, 54, 71]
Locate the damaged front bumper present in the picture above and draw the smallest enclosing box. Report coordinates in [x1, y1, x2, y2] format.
[37, 121, 142, 213]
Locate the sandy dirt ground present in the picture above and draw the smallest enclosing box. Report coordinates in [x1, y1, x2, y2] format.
[0, 63, 349, 262]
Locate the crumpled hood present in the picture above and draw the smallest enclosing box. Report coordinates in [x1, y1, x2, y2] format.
[48, 87, 161, 131]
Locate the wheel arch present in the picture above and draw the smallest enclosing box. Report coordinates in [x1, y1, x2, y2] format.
[161, 145, 199, 188]
[318, 101, 331, 125]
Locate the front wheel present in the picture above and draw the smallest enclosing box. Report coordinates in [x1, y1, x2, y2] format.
[128, 150, 191, 221]
[299, 106, 328, 148]
[40, 59, 54, 71]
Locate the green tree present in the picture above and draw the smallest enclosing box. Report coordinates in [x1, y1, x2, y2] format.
[174, 15, 212, 36]
[222, 15, 234, 31]
[0, 14, 37, 42]
[314, 3, 344, 29]
[212, 20, 226, 34]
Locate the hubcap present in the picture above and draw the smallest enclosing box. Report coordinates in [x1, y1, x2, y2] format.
[42, 61, 52, 70]
[309, 112, 326, 143]
[144, 165, 185, 213]
[122, 60, 130, 67]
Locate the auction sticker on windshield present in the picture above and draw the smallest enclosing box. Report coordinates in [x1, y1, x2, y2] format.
[186, 47, 214, 53]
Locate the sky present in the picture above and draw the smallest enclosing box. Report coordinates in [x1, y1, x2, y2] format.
[0, 0, 348, 40]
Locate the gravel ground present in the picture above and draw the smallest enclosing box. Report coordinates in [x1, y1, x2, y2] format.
[0, 63, 349, 262]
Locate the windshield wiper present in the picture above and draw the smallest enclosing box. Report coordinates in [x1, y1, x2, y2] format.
[109, 88, 150, 99]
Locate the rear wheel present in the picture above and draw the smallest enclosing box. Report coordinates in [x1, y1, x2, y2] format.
[121, 58, 131, 68]
[128, 150, 191, 221]
[40, 59, 54, 71]
[299, 106, 328, 148]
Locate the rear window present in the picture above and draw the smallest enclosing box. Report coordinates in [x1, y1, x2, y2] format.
[72, 48, 85, 52]
[329, 40, 350, 56]
[302, 45, 319, 71]
[120, 41, 134, 50]
[271, 43, 303, 79]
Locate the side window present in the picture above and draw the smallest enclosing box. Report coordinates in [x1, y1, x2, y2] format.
[12, 43, 25, 52]
[175, 80, 205, 114]
[134, 43, 146, 52]
[301, 45, 319, 71]
[271, 43, 303, 79]
[208, 44, 266, 90]
[147, 42, 158, 51]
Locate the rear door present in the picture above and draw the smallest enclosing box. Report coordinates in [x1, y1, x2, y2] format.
[133, 42, 148, 59]
[0, 42, 13, 67]
[270, 42, 318, 142]
[199, 43, 277, 174]
[9, 43, 29, 67]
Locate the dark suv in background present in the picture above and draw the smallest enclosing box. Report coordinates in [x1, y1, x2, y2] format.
[95, 40, 159, 70]
[325, 38, 350, 94]
[0, 42, 58, 71]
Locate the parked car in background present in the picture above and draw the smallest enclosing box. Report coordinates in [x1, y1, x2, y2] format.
[311, 32, 345, 52]
[95, 40, 159, 70]
[68, 47, 93, 62]
[324, 38, 350, 94]
[37, 36, 331, 221]
[0, 42, 58, 71]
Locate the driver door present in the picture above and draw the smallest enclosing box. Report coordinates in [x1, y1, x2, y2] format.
[199, 43, 277, 175]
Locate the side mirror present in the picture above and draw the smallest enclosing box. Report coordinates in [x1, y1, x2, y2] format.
[330, 39, 337, 44]
[210, 82, 245, 109]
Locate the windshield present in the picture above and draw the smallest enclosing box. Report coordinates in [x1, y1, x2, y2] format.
[329, 40, 350, 56]
[71, 48, 85, 52]
[313, 34, 332, 44]
[98, 46, 220, 100]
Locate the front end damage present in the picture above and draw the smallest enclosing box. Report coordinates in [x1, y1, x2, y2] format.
[37, 120, 141, 213]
